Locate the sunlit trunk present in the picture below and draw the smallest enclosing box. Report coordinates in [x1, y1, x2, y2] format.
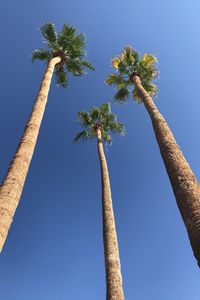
[133, 75, 200, 266]
[97, 128, 125, 299]
[0, 56, 61, 251]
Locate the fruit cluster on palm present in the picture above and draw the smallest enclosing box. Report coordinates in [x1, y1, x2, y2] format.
[75, 103, 125, 300]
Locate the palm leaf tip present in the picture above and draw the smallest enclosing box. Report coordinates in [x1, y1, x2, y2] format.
[102, 132, 112, 144]
[77, 111, 91, 127]
[114, 87, 130, 103]
[112, 56, 121, 69]
[105, 74, 123, 86]
[142, 81, 157, 96]
[112, 122, 125, 135]
[100, 103, 111, 114]
[40, 22, 57, 43]
[80, 60, 95, 71]
[74, 131, 88, 143]
[140, 53, 157, 67]
[121, 46, 136, 66]
[61, 24, 76, 38]
[55, 68, 68, 88]
[32, 49, 51, 62]
[73, 33, 86, 49]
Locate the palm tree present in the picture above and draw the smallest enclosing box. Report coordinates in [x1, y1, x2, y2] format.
[106, 46, 200, 267]
[75, 103, 125, 299]
[0, 22, 94, 252]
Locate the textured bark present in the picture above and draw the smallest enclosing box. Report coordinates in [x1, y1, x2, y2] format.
[97, 128, 125, 300]
[132, 75, 200, 266]
[0, 57, 61, 251]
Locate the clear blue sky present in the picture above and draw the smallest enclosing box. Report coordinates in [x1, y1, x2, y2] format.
[0, 0, 200, 299]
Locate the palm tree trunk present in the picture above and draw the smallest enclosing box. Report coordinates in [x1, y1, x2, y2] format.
[0, 56, 61, 251]
[132, 75, 200, 266]
[96, 128, 125, 300]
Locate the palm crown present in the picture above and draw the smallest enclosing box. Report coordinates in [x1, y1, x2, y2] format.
[106, 46, 158, 103]
[75, 103, 125, 144]
[32, 22, 95, 87]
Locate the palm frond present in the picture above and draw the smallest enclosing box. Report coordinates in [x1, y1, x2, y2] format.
[66, 59, 84, 76]
[100, 103, 111, 115]
[112, 56, 121, 69]
[75, 103, 125, 144]
[40, 22, 57, 44]
[121, 46, 135, 66]
[72, 33, 85, 51]
[55, 67, 68, 88]
[117, 60, 130, 74]
[77, 111, 91, 127]
[138, 53, 158, 81]
[57, 24, 76, 50]
[108, 46, 158, 103]
[89, 107, 100, 121]
[133, 51, 140, 65]
[110, 122, 125, 135]
[102, 113, 116, 131]
[140, 53, 157, 68]
[32, 49, 51, 62]
[132, 88, 143, 103]
[142, 81, 157, 96]
[60, 24, 76, 38]
[33, 22, 94, 83]
[80, 60, 95, 71]
[74, 130, 88, 142]
[114, 87, 130, 103]
[106, 74, 124, 86]
[102, 132, 112, 144]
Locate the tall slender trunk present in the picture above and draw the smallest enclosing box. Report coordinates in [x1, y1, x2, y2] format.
[97, 128, 125, 300]
[0, 56, 61, 251]
[132, 75, 200, 266]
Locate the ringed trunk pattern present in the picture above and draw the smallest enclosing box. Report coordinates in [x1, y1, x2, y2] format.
[0, 57, 61, 251]
[97, 128, 125, 300]
[133, 75, 200, 266]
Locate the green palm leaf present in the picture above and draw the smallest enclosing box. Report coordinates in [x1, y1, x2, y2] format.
[114, 87, 130, 103]
[40, 22, 57, 44]
[77, 111, 91, 127]
[80, 60, 95, 71]
[102, 132, 112, 144]
[89, 107, 100, 120]
[74, 130, 88, 142]
[65, 59, 84, 76]
[110, 122, 125, 134]
[75, 103, 125, 144]
[107, 46, 158, 103]
[106, 74, 124, 86]
[33, 22, 95, 88]
[100, 103, 111, 115]
[121, 46, 135, 66]
[60, 24, 76, 39]
[72, 33, 85, 51]
[55, 67, 68, 88]
[32, 49, 51, 61]
[132, 89, 142, 103]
